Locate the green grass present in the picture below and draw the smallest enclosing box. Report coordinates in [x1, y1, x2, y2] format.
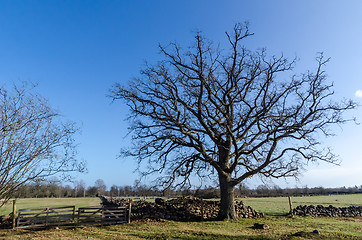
[0, 198, 101, 216]
[0, 216, 361, 239]
[0, 194, 361, 239]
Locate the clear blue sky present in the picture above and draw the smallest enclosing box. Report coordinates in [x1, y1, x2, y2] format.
[0, 0, 361, 189]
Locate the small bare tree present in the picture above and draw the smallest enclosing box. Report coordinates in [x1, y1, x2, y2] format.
[0, 83, 85, 205]
[111, 23, 356, 219]
[95, 179, 107, 196]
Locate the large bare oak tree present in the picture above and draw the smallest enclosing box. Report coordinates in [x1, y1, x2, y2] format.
[0, 83, 85, 206]
[111, 23, 356, 219]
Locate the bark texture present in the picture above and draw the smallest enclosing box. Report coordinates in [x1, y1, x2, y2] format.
[218, 174, 237, 219]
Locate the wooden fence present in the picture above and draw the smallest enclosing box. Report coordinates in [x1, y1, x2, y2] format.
[17, 206, 76, 229]
[15, 204, 131, 229]
[78, 206, 128, 225]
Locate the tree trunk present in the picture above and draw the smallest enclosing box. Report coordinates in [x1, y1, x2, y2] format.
[218, 174, 237, 220]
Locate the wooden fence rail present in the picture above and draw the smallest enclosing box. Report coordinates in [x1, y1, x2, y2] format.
[17, 206, 76, 229]
[15, 204, 130, 229]
[78, 206, 127, 225]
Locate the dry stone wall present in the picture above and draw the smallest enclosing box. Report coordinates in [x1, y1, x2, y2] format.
[0, 214, 11, 228]
[101, 196, 264, 221]
[292, 205, 362, 217]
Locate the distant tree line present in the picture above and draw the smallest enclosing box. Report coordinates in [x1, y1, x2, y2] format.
[11, 178, 362, 199]
[234, 184, 362, 198]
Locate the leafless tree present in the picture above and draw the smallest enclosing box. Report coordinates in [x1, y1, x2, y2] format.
[95, 179, 107, 196]
[74, 180, 86, 197]
[0, 83, 85, 206]
[110, 23, 356, 219]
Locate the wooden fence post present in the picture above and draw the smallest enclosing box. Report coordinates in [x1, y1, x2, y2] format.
[201, 199, 204, 220]
[72, 206, 76, 224]
[12, 200, 16, 229]
[288, 196, 293, 216]
[77, 208, 81, 225]
[101, 206, 105, 223]
[127, 200, 132, 224]
[46, 207, 49, 226]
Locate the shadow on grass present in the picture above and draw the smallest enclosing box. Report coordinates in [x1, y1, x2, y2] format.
[130, 230, 275, 240]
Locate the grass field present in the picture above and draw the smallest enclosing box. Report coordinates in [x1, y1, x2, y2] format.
[0, 194, 361, 239]
[241, 194, 362, 216]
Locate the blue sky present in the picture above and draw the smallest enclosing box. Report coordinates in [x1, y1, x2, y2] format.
[0, 0, 361, 189]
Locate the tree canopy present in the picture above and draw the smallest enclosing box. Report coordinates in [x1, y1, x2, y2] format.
[111, 23, 356, 219]
[0, 83, 85, 205]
